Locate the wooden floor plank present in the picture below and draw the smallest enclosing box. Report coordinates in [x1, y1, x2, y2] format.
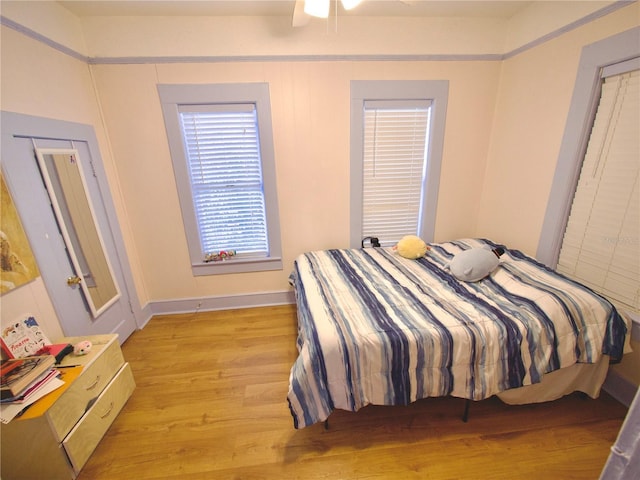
[78, 305, 627, 480]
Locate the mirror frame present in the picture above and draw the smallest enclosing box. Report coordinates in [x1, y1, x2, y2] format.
[34, 147, 121, 318]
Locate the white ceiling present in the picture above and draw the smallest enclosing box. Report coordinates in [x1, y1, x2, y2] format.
[58, 0, 534, 18]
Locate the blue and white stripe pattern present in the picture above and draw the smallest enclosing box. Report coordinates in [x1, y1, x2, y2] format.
[287, 239, 626, 429]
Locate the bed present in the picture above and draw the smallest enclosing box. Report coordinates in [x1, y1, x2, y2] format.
[287, 238, 627, 429]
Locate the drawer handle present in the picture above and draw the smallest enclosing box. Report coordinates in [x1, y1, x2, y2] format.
[100, 402, 114, 419]
[85, 375, 101, 391]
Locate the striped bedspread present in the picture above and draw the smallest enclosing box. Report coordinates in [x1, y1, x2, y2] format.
[287, 239, 626, 429]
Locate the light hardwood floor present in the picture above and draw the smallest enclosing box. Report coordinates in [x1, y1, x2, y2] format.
[79, 304, 628, 480]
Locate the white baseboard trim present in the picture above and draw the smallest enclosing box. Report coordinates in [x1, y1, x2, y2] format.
[144, 290, 296, 318]
[137, 303, 155, 330]
[603, 370, 639, 408]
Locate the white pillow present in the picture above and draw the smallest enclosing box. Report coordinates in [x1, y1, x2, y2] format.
[449, 246, 504, 282]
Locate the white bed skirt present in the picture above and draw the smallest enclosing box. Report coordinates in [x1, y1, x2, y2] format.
[496, 356, 610, 404]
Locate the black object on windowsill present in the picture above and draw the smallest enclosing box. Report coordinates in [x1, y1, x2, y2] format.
[361, 237, 380, 248]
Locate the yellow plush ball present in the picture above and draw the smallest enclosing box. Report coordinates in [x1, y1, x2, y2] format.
[395, 235, 430, 259]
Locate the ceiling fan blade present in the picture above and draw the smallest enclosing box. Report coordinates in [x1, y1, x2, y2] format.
[292, 0, 311, 27]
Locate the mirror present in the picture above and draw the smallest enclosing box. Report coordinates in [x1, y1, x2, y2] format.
[35, 148, 120, 318]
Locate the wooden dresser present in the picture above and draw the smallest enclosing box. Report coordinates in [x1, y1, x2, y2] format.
[0, 334, 135, 479]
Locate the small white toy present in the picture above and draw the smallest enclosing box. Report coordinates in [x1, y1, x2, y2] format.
[73, 340, 92, 356]
[449, 245, 505, 282]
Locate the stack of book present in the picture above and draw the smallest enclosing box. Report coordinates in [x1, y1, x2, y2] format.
[0, 317, 67, 423]
[1, 355, 57, 403]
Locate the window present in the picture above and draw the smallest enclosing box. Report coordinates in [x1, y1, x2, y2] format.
[537, 27, 640, 316]
[178, 104, 268, 256]
[557, 64, 639, 312]
[350, 81, 448, 247]
[159, 83, 282, 275]
[362, 100, 432, 245]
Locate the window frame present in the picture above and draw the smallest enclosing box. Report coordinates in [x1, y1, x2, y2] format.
[349, 80, 449, 248]
[158, 83, 282, 275]
[537, 27, 639, 269]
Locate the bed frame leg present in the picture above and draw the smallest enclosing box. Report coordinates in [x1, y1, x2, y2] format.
[324, 419, 330, 430]
[462, 399, 470, 423]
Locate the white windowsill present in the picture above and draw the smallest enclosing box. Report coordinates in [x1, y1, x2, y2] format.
[191, 256, 283, 276]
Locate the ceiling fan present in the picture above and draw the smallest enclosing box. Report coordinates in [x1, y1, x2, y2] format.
[292, 0, 365, 27]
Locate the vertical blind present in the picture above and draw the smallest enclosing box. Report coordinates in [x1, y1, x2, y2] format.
[179, 104, 268, 258]
[557, 67, 639, 312]
[362, 100, 431, 246]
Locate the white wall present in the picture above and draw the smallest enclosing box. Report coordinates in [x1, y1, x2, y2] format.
[90, 59, 502, 303]
[0, 12, 148, 339]
[477, 3, 639, 254]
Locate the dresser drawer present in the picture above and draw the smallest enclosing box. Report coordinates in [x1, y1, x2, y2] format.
[48, 338, 125, 441]
[63, 362, 135, 473]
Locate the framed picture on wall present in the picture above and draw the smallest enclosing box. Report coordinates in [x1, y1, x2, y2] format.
[1, 172, 40, 294]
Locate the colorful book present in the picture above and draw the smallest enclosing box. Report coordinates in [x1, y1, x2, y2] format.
[1, 316, 52, 359]
[0, 355, 56, 399]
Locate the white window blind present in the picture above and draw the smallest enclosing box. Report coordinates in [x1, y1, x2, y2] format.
[362, 100, 431, 246]
[178, 104, 268, 258]
[557, 67, 639, 312]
